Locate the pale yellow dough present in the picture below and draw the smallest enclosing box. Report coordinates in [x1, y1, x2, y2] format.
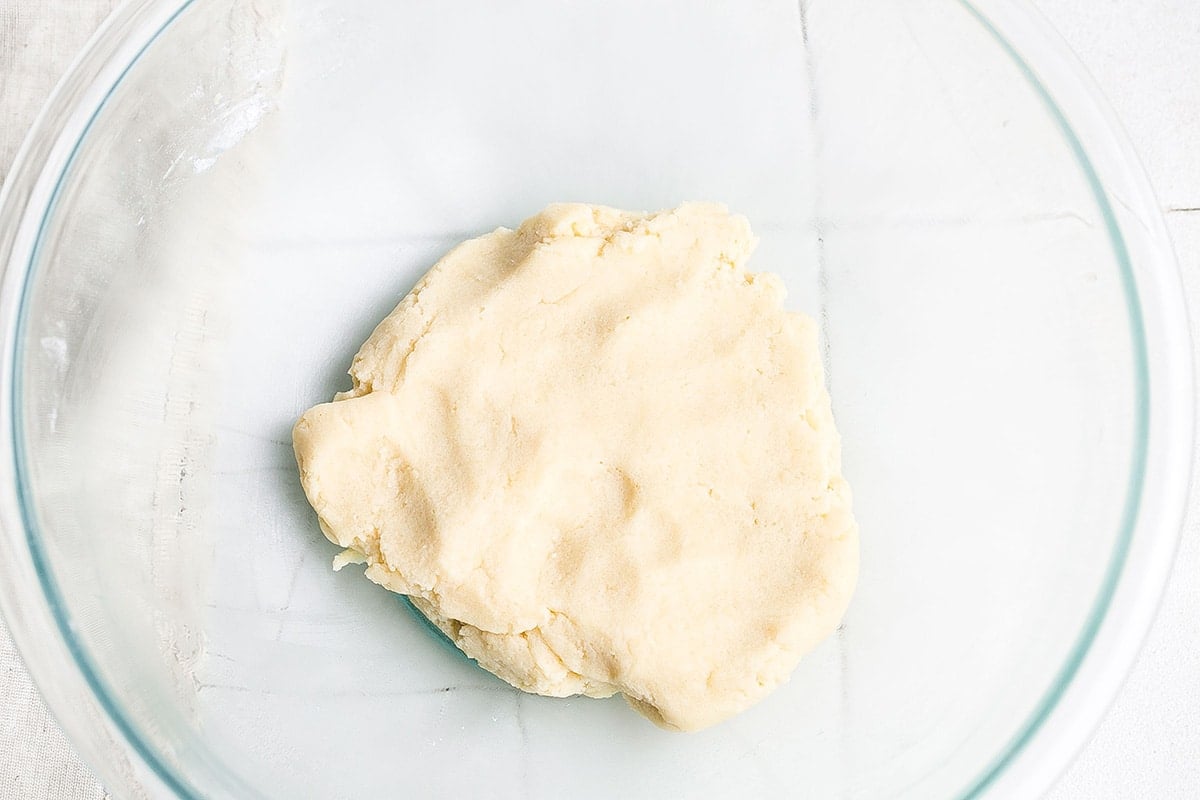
[293, 203, 858, 731]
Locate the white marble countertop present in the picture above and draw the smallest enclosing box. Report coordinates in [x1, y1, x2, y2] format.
[1, 2, 1197, 798]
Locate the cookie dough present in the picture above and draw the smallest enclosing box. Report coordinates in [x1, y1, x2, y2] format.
[293, 203, 858, 731]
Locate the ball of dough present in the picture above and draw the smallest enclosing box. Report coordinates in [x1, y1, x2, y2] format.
[293, 203, 858, 731]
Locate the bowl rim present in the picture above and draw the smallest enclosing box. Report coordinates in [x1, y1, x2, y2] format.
[0, 1, 1191, 798]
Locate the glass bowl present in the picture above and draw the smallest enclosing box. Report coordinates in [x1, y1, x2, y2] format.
[0, 1, 1191, 797]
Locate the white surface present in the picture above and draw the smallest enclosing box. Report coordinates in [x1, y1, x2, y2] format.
[0, 2, 1197, 798]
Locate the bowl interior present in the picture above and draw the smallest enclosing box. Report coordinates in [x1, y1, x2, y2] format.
[15, 0, 1140, 797]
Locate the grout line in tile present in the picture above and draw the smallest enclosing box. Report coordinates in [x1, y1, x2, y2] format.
[797, 4, 852, 797]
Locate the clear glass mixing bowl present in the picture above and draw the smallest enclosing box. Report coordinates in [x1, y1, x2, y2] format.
[0, 1, 1192, 798]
